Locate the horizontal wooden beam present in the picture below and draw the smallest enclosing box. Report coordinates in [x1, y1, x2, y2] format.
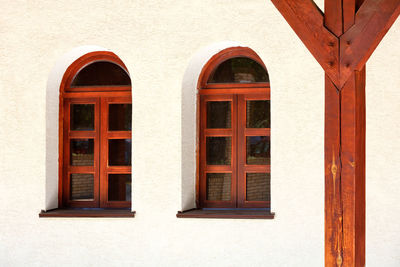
[271, 0, 339, 85]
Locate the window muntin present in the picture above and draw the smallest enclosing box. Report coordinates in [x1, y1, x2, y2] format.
[199, 49, 270, 210]
[60, 53, 132, 209]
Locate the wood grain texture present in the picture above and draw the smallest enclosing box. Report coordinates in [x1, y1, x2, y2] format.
[324, 75, 342, 267]
[271, 0, 339, 85]
[271, 0, 398, 266]
[339, 0, 400, 87]
[176, 209, 274, 219]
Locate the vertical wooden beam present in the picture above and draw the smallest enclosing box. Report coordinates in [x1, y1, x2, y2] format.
[324, 66, 366, 267]
[324, 75, 342, 266]
[324, 1, 366, 266]
[339, 68, 366, 267]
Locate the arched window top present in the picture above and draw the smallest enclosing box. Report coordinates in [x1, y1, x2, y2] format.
[199, 47, 269, 89]
[61, 51, 131, 93]
[207, 57, 269, 84]
[71, 61, 131, 87]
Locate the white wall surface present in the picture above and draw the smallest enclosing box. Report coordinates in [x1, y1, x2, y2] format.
[0, 1, 398, 266]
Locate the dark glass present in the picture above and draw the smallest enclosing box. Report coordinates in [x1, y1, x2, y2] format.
[71, 104, 94, 131]
[109, 139, 132, 166]
[71, 61, 131, 87]
[246, 173, 270, 201]
[70, 174, 94, 200]
[207, 101, 231, 128]
[247, 100, 270, 128]
[206, 173, 231, 201]
[206, 137, 231, 165]
[70, 139, 94, 166]
[109, 104, 132, 131]
[208, 57, 269, 83]
[108, 174, 131, 201]
[246, 136, 270, 165]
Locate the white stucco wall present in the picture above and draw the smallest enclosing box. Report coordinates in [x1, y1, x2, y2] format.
[0, 1, 398, 266]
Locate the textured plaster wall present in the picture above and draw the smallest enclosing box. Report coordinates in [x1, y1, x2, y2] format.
[0, 1, 398, 266]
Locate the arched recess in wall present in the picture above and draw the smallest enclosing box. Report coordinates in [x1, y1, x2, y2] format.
[180, 42, 271, 213]
[45, 46, 133, 211]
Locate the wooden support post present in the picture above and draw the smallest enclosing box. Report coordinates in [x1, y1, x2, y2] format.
[325, 68, 366, 266]
[270, 0, 399, 265]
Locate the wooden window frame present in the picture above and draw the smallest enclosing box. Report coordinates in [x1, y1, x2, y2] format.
[196, 47, 272, 211]
[58, 51, 132, 210]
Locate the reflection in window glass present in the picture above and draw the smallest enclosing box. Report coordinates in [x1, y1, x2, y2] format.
[247, 100, 270, 128]
[207, 101, 231, 129]
[70, 174, 94, 200]
[109, 139, 132, 166]
[71, 61, 131, 87]
[108, 174, 131, 201]
[246, 173, 270, 201]
[206, 137, 231, 165]
[208, 57, 269, 83]
[71, 104, 94, 131]
[206, 173, 231, 201]
[109, 104, 132, 131]
[70, 139, 94, 166]
[246, 136, 270, 165]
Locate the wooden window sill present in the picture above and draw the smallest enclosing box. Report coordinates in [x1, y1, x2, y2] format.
[176, 209, 275, 219]
[39, 208, 135, 218]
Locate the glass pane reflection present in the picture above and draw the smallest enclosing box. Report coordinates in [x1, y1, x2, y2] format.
[207, 101, 231, 128]
[109, 104, 132, 131]
[246, 173, 270, 201]
[208, 57, 269, 83]
[108, 174, 131, 201]
[206, 137, 231, 165]
[247, 100, 270, 128]
[246, 136, 270, 165]
[109, 139, 132, 166]
[206, 173, 231, 201]
[71, 104, 94, 131]
[70, 139, 94, 166]
[71, 61, 131, 87]
[70, 174, 94, 200]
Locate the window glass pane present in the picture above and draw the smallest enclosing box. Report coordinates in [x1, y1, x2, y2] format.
[70, 174, 94, 200]
[246, 173, 270, 201]
[206, 137, 231, 165]
[71, 61, 131, 87]
[109, 104, 132, 131]
[70, 139, 94, 166]
[247, 100, 270, 128]
[109, 139, 132, 166]
[246, 136, 270, 165]
[207, 101, 231, 129]
[108, 174, 131, 201]
[208, 57, 269, 83]
[206, 173, 231, 201]
[71, 104, 94, 131]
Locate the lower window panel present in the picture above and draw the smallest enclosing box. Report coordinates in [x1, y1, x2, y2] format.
[108, 174, 132, 201]
[206, 173, 231, 201]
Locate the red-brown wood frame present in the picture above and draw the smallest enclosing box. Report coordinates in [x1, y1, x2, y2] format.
[271, 0, 399, 266]
[197, 47, 271, 209]
[59, 51, 132, 209]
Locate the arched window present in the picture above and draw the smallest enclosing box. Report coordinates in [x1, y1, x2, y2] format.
[59, 51, 132, 209]
[198, 47, 270, 210]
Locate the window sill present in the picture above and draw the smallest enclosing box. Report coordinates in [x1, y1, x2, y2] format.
[176, 209, 275, 219]
[39, 208, 135, 218]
